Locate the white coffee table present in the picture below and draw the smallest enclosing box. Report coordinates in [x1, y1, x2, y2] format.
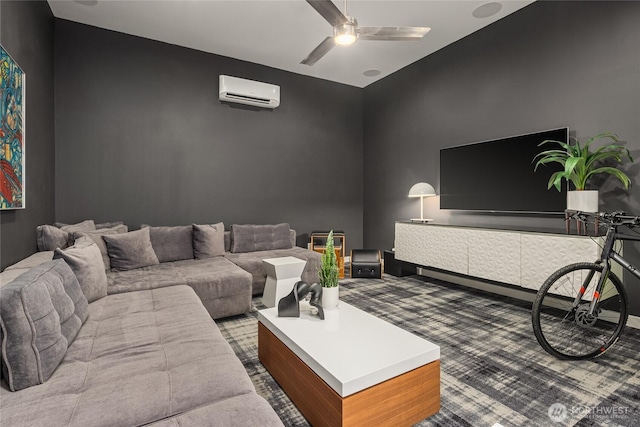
[261, 256, 307, 308]
[258, 301, 440, 426]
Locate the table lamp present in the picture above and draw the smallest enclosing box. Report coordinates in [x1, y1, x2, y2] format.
[408, 182, 436, 222]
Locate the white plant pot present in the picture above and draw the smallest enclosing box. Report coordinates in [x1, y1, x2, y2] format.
[567, 190, 599, 212]
[321, 286, 339, 309]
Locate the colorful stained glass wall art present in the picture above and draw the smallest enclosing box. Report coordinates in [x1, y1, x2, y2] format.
[0, 44, 25, 210]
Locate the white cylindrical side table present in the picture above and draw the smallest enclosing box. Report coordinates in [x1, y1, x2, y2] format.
[261, 256, 308, 308]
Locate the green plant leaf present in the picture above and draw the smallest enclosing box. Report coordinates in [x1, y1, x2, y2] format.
[533, 155, 566, 171]
[584, 132, 619, 150]
[586, 167, 632, 189]
[538, 139, 571, 151]
[534, 149, 569, 158]
[564, 156, 583, 175]
[547, 171, 566, 191]
[317, 230, 339, 288]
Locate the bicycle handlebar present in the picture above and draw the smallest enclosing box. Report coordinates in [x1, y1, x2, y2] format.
[567, 210, 640, 227]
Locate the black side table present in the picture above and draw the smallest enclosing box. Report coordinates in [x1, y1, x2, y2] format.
[383, 250, 417, 277]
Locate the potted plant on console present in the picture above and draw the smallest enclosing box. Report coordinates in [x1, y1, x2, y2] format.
[533, 132, 634, 212]
[318, 230, 340, 309]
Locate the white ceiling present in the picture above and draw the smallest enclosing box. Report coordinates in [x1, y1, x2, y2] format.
[48, 0, 534, 88]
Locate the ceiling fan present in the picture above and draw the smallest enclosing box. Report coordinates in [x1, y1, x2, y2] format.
[301, 0, 431, 66]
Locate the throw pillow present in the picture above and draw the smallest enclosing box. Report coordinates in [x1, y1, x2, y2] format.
[0, 260, 89, 391]
[102, 228, 160, 271]
[143, 225, 194, 263]
[224, 231, 231, 252]
[36, 225, 70, 251]
[230, 223, 293, 253]
[59, 220, 96, 234]
[53, 240, 107, 303]
[54, 220, 124, 229]
[95, 221, 125, 229]
[72, 224, 129, 269]
[193, 222, 225, 259]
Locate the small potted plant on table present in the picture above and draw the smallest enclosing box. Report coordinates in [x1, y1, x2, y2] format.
[318, 230, 340, 309]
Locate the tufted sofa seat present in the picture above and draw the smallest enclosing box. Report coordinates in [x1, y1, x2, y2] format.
[0, 284, 283, 426]
[106, 257, 253, 320]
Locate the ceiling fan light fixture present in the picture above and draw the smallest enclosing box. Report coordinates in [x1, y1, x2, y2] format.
[333, 17, 358, 46]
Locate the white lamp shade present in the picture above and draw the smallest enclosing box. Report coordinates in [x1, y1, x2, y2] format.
[408, 182, 436, 198]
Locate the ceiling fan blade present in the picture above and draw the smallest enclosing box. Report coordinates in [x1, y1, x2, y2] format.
[306, 0, 348, 26]
[358, 27, 431, 41]
[301, 37, 336, 66]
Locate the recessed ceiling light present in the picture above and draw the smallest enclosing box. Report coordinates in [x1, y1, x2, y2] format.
[472, 2, 503, 19]
[363, 69, 381, 77]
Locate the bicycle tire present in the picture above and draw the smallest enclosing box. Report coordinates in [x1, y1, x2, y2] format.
[532, 262, 628, 360]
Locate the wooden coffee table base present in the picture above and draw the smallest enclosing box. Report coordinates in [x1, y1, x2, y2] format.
[258, 323, 440, 427]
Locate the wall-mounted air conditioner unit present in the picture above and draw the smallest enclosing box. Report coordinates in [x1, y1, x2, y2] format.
[219, 75, 280, 109]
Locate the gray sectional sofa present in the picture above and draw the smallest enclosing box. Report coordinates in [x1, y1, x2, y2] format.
[25, 221, 322, 319]
[0, 221, 322, 426]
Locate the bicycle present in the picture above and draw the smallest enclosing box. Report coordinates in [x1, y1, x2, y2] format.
[532, 210, 640, 360]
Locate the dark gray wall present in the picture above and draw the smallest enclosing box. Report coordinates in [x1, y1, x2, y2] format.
[0, 0, 55, 270]
[54, 20, 363, 251]
[363, 1, 640, 313]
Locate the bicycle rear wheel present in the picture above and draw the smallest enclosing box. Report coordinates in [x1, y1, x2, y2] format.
[532, 262, 628, 360]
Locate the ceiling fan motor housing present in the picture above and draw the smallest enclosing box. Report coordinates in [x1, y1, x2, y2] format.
[333, 16, 358, 45]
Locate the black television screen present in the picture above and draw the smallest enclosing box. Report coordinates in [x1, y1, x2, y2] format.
[440, 128, 568, 212]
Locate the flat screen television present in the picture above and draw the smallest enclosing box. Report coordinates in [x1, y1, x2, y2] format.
[439, 127, 568, 212]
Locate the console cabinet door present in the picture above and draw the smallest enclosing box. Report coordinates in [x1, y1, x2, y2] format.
[468, 229, 521, 285]
[395, 223, 469, 275]
[520, 234, 600, 290]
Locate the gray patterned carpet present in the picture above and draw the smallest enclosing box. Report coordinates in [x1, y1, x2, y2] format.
[217, 275, 640, 427]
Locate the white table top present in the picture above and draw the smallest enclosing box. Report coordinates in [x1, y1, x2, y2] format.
[258, 301, 440, 397]
[262, 256, 307, 266]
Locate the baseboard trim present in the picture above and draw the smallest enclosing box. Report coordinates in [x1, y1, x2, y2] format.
[627, 315, 640, 329]
[416, 267, 640, 330]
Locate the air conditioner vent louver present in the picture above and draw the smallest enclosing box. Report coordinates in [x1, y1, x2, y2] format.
[225, 93, 271, 105]
[219, 75, 280, 109]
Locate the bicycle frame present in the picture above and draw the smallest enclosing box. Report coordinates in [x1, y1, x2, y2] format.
[578, 225, 640, 316]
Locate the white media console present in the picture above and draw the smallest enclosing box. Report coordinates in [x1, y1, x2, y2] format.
[394, 221, 609, 291]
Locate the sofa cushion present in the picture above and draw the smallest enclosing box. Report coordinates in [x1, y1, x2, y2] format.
[54, 241, 107, 303]
[36, 221, 97, 251]
[106, 257, 252, 319]
[224, 229, 296, 252]
[231, 223, 292, 253]
[4, 251, 54, 271]
[145, 225, 194, 263]
[193, 222, 225, 259]
[0, 286, 263, 426]
[59, 220, 96, 234]
[0, 260, 89, 391]
[36, 225, 70, 251]
[0, 268, 30, 287]
[103, 227, 160, 271]
[95, 221, 125, 229]
[72, 224, 129, 270]
[55, 220, 124, 229]
[147, 392, 284, 427]
[224, 230, 232, 252]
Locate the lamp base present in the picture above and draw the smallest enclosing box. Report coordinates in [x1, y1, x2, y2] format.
[410, 218, 433, 223]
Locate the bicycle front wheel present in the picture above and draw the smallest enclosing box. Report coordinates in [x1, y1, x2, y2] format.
[532, 262, 628, 360]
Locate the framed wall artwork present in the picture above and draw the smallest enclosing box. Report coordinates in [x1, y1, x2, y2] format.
[0, 44, 26, 210]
